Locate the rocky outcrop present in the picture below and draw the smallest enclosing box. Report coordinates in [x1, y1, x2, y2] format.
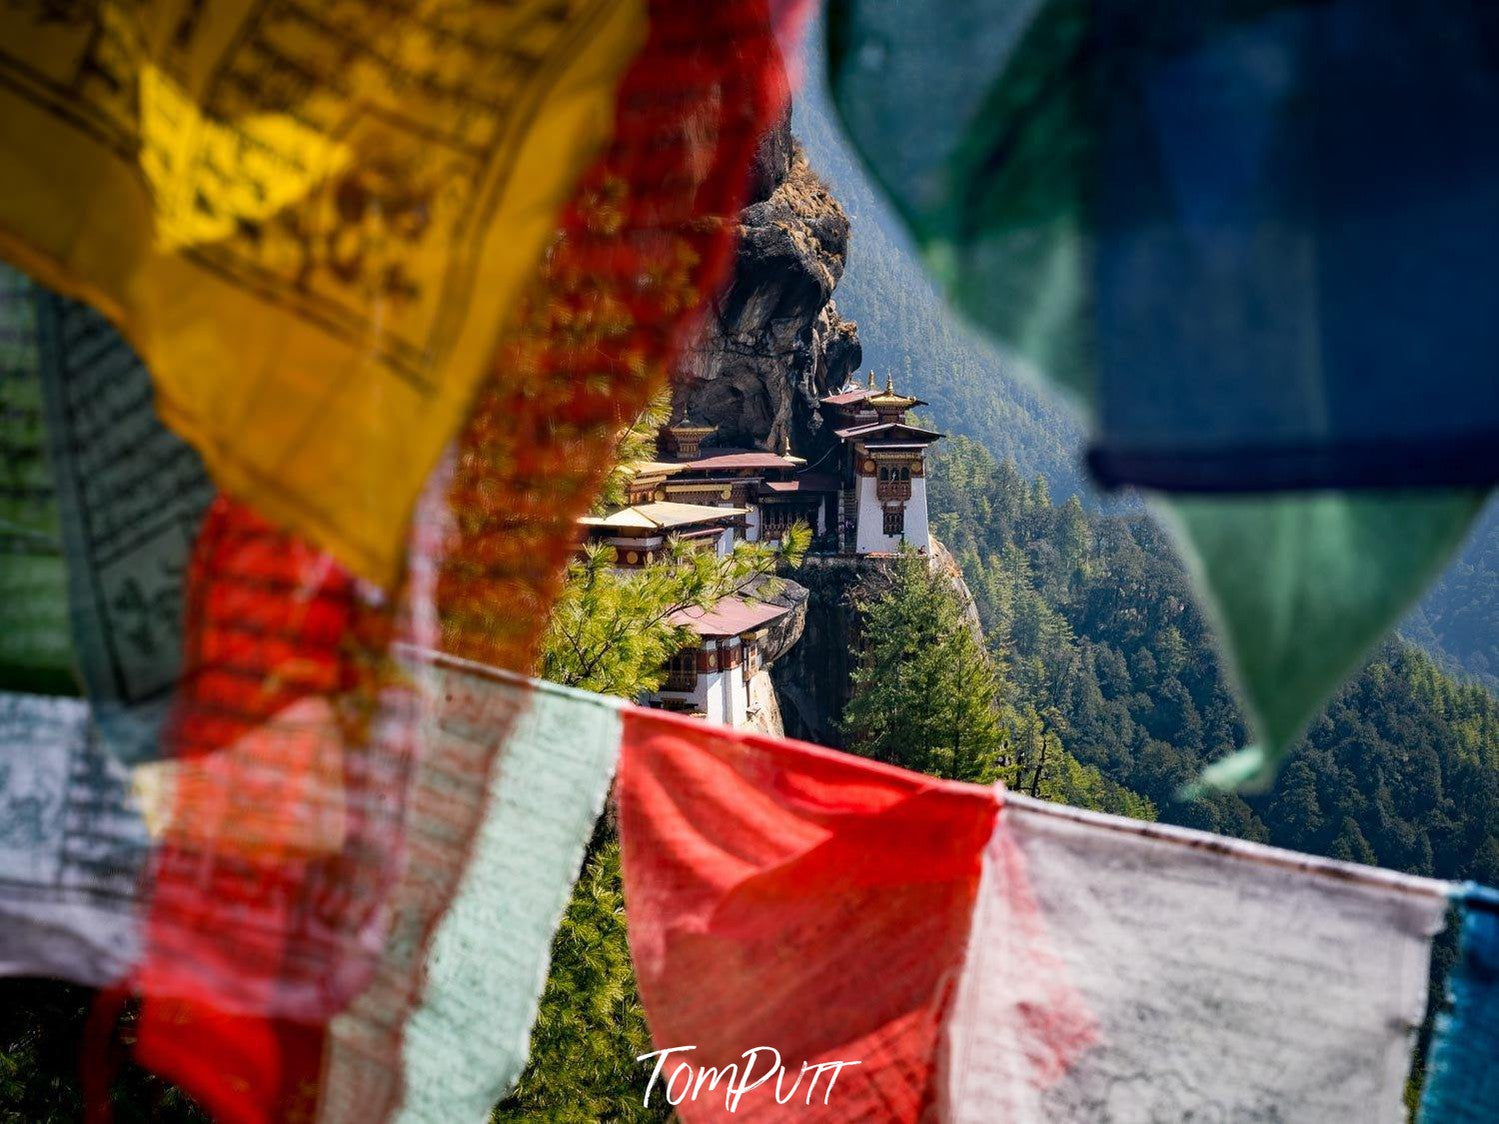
[744, 670, 785, 738]
[755, 574, 810, 665]
[769, 555, 885, 747]
[675, 113, 861, 460]
[739, 573, 807, 737]
[932, 539, 984, 640]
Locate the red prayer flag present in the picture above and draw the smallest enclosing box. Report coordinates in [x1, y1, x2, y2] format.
[618, 708, 999, 1121]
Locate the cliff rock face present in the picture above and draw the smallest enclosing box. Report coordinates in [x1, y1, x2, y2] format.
[770, 556, 872, 747]
[675, 113, 861, 459]
[671, 116, 987, 744]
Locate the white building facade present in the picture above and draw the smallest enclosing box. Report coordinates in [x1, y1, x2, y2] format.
[647, 597, 789, 728]
[824, 373, 942, 556]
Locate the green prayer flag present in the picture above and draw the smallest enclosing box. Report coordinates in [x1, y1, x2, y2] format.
[824, 0, 1493, 788]
[0, 271, 72, 695]
[0, 264, 214, 757]
[1159, 492, 1486, 790]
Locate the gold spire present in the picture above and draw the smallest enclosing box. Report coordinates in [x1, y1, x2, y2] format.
[668, 412, 715, 435]
[869, 370, 918, 412]
[867, 368, 876, 389]
[779, 428, 806, 465]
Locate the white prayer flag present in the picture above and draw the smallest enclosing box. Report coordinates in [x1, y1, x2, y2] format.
[321, 653, 622, 1123]
[945, 793, 1450, 1124]
[0, 692, 147, 985]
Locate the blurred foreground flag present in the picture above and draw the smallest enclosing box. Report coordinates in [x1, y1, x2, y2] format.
[321, 656, 621, 1124]
[618, 718, 1459, 1123]
[0, 655, 621, 1124]
[81, 0, 813, 1113]
[0, 273, 72, 695]
[824, 0, 1496, 789]
[1419, 886, 1499, 1124]
[0, 265, 214, 762]
[1160, 489, 1486, 792]
[1, 675, 1480, 1123]
[825, 0, 1499, 491]
[617, 708, 1007, 1121]
[0, 692, 147, 985]
[949, 794, 1448, 1123]
[0, 0, 647, 586]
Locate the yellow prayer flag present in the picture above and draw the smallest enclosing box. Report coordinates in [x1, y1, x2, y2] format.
[0, 0, 646, 587]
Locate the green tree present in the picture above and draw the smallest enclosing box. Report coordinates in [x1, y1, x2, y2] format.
[842, 548, 1007, 783]
[590, 391, 671, 513]
[540, 528, 808, 696]
[495, 843, 658, 1123]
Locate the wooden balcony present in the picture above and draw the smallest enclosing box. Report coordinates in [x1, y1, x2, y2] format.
[876, 479, 912, 501]
[664, 669, 698, 693]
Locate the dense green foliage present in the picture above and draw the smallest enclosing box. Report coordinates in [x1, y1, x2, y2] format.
[841, 548, 1155, 821]
[842, 550, 1007, 783]
[495, 842, 660, 1123]
[928, 434, 1499, 887]
[540, 528, 809, 696]
[1403, 503, 1499, 691]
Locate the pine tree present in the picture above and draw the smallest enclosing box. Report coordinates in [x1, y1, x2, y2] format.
[842, 548, 1007, 783]
[539, 526, 809, 695]
[495, 844, 659, 1123]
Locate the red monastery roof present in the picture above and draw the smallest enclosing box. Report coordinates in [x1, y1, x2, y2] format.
[677, 451, 800, 471]
[820, 388, 873, 406]
[668, 596, 790, 638]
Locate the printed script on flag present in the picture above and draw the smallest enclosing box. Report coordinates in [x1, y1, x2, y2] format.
[0, 0, 646, 586]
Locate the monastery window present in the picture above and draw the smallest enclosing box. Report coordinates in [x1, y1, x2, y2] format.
[883, 508, 905, 536]
[763, 507, 795, 538]
[665, 650, 697, 692]
[877, 467, 912, 501]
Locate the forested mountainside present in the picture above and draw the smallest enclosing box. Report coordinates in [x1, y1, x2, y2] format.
[929, 435, 1499, 888]
[793, 68, 1499, 693]
[1402, 502, 1499, 691]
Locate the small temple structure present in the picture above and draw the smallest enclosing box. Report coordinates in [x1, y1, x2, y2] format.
[822, 371, 942, 554]
[653, 596, 790, 727]
[632, 414, 830, 545]
[580, 370, 942, 728]
[619, 373, 941, 557]
[577, 501, 745, 567]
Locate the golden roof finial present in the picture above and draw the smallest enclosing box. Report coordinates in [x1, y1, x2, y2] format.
[868, 372, 919, 412]
[669, 411, 715, 434]
[780, 430, 792, 457]
[867, 368, 876, 389]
